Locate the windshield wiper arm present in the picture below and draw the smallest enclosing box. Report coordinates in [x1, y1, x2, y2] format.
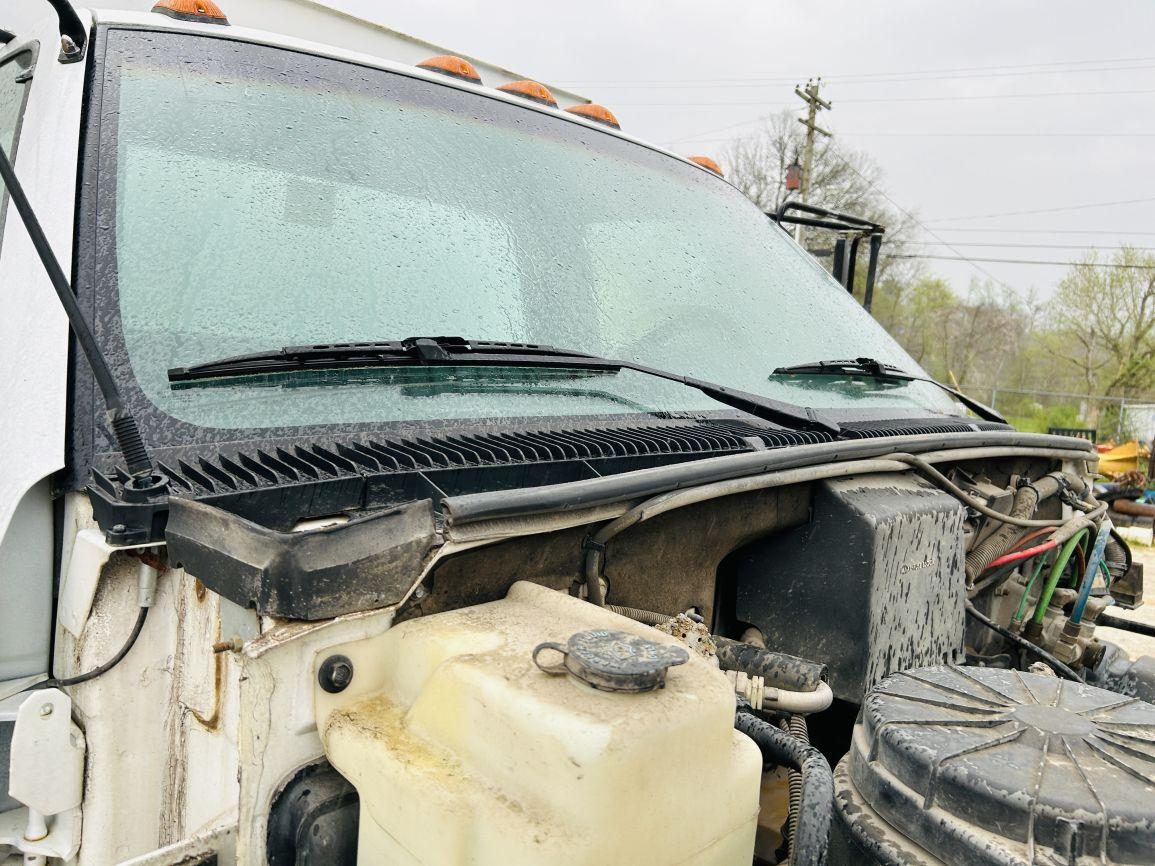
[170, 337, 841, 435]
[771, 357, 1007, 425]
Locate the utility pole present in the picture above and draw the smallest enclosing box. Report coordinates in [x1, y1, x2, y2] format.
[795, 78, 832, 203]
[793, 79, 832, 242]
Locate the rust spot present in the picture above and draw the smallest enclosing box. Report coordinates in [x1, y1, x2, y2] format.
[191, 617, 224, 731]
[128, 547, 169, 573]
[194, 579, 207, 602]
[190, 649, 224, 731]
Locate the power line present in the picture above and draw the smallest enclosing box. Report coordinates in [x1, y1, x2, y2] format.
[893, 254, 1155, 268]
[840, 131, 1155, 137]
[661, 114, 771, 145]
[557, 55, 1155, 86]
[900, 241, 1155, 251]
[671, 130, 1155, 144]
[820, 140, 1024, 297]
[927, 197, 1155, 222]
[935, 228, 1155, 236]
[618, 88, 1155, 107]
[562, 63, 1155, 89]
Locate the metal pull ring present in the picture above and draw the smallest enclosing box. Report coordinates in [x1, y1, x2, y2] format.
[532, 641, 569, 676]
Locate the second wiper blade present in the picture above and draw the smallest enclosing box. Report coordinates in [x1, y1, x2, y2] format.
[169, 337, 841, 435]
[772, 357, 1007, 425]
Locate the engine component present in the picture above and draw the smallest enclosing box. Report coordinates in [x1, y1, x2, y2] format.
[713, 636, 828, 692]
[1089, 640, 1155, 703]
[317, 581, 762, 865]
[735, 711, 833, 866]
[964, 472, 1069, 581]
[735, 473, 967, 701]
[725, 670, 835, 715]
[831, 665, 1155, 865]
[266, 762, 358, 866]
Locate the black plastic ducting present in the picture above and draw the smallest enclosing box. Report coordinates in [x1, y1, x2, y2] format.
[267, 762, 358, 866]
[831, 665, 1155, 865]
[735, 474, 968, 702]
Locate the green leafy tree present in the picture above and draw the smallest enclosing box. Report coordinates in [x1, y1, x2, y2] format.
[1048, 248, 1155, 401]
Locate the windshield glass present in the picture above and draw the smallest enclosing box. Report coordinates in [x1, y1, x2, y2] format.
[95, 28, 958, 432]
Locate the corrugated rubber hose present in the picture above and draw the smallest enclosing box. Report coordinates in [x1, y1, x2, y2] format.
[736, 710, 832, 866]
[783, 715, 809, 863]
[965, 474, 1070, 581]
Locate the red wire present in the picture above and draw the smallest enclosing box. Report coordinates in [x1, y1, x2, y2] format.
[986, 539, 1060, 570]
[1006, 527, 1054, 554]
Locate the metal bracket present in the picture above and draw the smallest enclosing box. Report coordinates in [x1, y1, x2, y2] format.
[44, 0, 88, 63]
[0, 688, 86, 861]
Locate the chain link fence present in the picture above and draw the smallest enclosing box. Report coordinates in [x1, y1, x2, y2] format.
[962, 385, 1155, 446]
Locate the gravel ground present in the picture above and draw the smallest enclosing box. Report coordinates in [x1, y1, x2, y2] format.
[1097, 527, 1155, 658]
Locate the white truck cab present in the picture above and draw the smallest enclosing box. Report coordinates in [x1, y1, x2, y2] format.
[1, 4, 1150, 866]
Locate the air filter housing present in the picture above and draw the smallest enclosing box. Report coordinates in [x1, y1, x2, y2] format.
[832, 665, 1155, 865]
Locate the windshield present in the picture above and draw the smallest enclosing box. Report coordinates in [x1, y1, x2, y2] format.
[93, 28, 958, 434]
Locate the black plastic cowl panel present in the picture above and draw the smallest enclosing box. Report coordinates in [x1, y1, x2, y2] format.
[164, 497, 437, 620]
[85, 417, 1008, 545]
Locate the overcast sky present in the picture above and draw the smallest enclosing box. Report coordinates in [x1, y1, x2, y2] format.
[332, 0, 1155, 302]
[11, 0, 1155, 300]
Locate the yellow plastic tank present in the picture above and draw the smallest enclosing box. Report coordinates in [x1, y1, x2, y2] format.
[319, 581, 762, 865]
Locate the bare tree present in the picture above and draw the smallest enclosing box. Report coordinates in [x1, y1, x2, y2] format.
[722, 110, 919, 285]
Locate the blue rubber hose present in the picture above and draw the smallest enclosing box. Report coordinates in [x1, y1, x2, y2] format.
[1070, 521, 1113, 625]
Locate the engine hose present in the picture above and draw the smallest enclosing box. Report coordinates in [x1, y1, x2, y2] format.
[784, 715, 809, 862]
[736, 711, 832, 866]
[888, 454, 1105, 527]
[1098, 612, 1155, 638]
[606, 604, 675, 626]
[1032, 529, 1090, 626]
[714, 636, 827, 692]
[965, 479, 1048, 580]
[1071, 521, 1114, 624]
[1105, 530, 1131, 578]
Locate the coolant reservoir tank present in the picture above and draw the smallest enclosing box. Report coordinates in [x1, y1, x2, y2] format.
[317, 581, 762, 865]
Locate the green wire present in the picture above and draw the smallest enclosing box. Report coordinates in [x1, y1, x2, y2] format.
[1013, 553, 1053, 623]
[1032, 529, 1089, 626]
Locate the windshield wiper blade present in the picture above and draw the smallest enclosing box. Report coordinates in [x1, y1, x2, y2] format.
[169, 337, 841, 435]
[771, 357, 1007, 425]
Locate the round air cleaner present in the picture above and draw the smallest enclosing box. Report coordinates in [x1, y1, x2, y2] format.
[832, 665, 1155, 865]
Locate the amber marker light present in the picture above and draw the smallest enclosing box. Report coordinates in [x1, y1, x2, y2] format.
[417, 55, 483, 85]
[688, 156, 724, 177]
[497, 80, 559, 108]
[564, 104, 621, 129]
[151, 0, 229, 24]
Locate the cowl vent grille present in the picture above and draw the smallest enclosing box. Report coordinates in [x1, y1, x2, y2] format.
[840, 419, 1006, 439]
[88, 416, 1008, 541]
[94, 420, 835, 500]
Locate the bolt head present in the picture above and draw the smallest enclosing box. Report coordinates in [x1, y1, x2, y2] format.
[39, 703, 53, 718]
[318, 654, 355, 693]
